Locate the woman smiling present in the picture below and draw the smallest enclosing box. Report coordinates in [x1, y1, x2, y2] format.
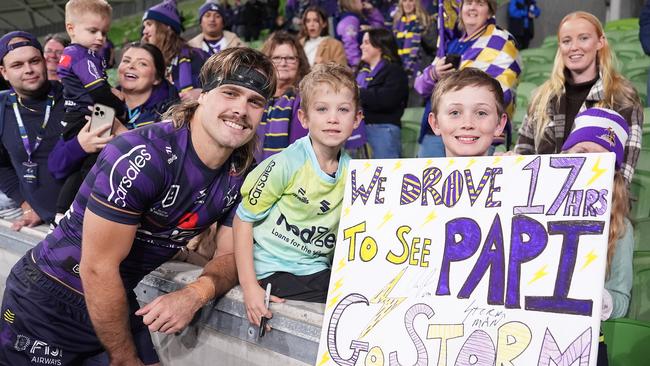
[515, 11, 642, 185]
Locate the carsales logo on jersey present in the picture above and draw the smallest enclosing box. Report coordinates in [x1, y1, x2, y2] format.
[108, 145, 152, 208]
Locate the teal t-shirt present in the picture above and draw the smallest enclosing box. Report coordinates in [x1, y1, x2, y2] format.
[237, 136, 350, 279]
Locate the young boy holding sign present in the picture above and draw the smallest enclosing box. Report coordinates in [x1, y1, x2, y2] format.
[234, 63, 363, 328]
[427, 68, 508, 158]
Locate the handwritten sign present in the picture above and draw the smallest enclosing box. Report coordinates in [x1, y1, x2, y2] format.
[316, 154, 615, 366]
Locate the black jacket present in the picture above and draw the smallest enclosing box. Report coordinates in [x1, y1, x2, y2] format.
[359, 62, 409, 126]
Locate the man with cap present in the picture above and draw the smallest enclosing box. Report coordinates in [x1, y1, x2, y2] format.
[0, 31, 66, 231]
[0, 47, 277, 365]
[189, 0, 246, 55]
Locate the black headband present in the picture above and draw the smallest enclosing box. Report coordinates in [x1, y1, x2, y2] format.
[202, 66, 273, 100]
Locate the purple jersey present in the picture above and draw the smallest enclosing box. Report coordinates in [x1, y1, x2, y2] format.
[57, 44, 108, 115]
[31, 121, 244, 292]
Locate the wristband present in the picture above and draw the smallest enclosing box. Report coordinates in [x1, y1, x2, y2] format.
[186, 276, 216, 305]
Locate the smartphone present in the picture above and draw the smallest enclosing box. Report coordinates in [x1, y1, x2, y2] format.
[445, 54, 461, 70]
[90, 103, 115, 138]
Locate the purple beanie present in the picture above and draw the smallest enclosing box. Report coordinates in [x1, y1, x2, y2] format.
[199, 0, 225, 20]
[562, 107, 629, 168]
[0, 31, 42, 64]
[143, 0, 182, 34]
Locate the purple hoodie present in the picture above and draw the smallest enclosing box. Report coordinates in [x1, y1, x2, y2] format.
[335, 9, 385, 67]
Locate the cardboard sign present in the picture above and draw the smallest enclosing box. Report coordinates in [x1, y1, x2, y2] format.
[316, 154, 615, 366]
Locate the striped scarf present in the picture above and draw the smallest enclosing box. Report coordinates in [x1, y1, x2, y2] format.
[257, 89, 301, 161]
[394, 14, 422, 77]
[355, 60, 386, 89]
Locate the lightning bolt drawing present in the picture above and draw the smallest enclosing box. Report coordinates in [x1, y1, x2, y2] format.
[466, 158, 476, 168]
[326, 293, 341, 310]
[378, 211, 393, 229]
[421, 210, 437, 228]
[392, 161, 403, 171]
[425, 159, 433, 167]
[332, 278, 344, 292]
[446, 159, 455, 168]
[363, 162, 372, 171]
[587, 157, 606, 186]
[343, 207, 350, 217]
[335, 258, 346, 273]
[528, 265, 549, 285]
[514, 156, 526, 165]
[492, 156, 502, 165]
[359, 268, 408, 338]
[580, 250, 598, 271]
[317, 352, 331, 366]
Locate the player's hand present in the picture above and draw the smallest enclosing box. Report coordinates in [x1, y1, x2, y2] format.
[135, 287, 204, 334]
[241, 282, 283, 327]
[11, 202, 42, 231]
[78, 119, 113, 153]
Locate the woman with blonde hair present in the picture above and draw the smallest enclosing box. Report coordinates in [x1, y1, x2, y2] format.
[515, 11, 642, 185]
[561, 107, 633, 366]
[392, 0, 430, 78]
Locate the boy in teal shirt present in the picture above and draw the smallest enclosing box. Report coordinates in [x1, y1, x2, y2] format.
[235, 63, 362, 327]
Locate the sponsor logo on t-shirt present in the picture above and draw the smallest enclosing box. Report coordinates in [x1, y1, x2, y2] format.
[276, 213, 336, 249]
[248, 160, 275, 205]
[291, 187, 309, 204]
[319, 200, 331, 213]
[107, 145, 152, 208]
[162, 184, 180, 208]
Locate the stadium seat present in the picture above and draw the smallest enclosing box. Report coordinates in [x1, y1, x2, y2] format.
[623, 64, 650, 84]
[600, 317, 650, 365]
[520, 47, 556, 66]
[637, 149, 650, 176]
[540, 35, 557, 49]
[607, 29, 642, 44]
[400, 107, 424, 158]
[604, 18, 640, 32]
[629, 251, 650, 322]
[633, 218, 650, 252]
[630, 174, 650, 219]
[612, 43, 645, 64]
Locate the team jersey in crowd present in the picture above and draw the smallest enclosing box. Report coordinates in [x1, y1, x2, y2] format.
[237, 136, 350, 279]
[31, 121, 244, 292]
[57, 44, 109, 116]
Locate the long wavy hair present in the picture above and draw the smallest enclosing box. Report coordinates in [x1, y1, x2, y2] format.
[163, 48, 277, 175]
[142, 19, 186, 65]
[393, 0, 430, 30]
[528, 11, 640, 149]
[299, 6, 329, 39]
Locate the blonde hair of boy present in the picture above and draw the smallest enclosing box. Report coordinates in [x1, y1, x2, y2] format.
[528, 11, 640, 148]
[393, 0, 430, 31]
[299, 62, 360, 113]
[65, 0, 112, 24]
[431, 68, 505, 117]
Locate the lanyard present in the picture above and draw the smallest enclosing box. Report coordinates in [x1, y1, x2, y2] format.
[10, 92, 55, 163]
[127, 107, 141, 129]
